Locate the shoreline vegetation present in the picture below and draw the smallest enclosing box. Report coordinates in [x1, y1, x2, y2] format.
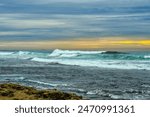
[0, 83, 82, 100]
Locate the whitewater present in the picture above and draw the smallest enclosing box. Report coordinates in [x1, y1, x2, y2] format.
[0, 49, 150, 70]
[0, 49, 150, 99]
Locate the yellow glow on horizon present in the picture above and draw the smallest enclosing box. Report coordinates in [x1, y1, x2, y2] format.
[115, 40, 150, 45]
[0, 37, 150, 50]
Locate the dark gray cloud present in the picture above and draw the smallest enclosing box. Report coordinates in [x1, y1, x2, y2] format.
[0, 0, 150, 41]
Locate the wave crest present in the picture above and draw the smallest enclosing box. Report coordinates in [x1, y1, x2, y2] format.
[144, 55, 150, 59]
[0, 52, 14, 55]
[16, 51, 31, 55]
[49, 49, 105, 58]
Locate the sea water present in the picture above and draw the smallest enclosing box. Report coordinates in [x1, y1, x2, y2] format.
[0, 49, 149, 70]
[0, 49, 150, 99]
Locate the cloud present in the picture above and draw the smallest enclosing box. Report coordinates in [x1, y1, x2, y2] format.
[0, 12, 150, 41]
[0, 31, 33, 36]
[0, 14, 68, 29]
[2, 0, 150, 6]
[11, 0, 101, 4]
[1, 19, 67, 29]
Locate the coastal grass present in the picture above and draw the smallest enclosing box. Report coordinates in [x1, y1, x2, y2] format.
[0, 83, 82, 100]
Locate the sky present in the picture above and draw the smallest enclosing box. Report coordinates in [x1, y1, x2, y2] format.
[0, 0, 150, 50]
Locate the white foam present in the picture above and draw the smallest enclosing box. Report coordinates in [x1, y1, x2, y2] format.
[49, 49, 105, 57]
[16, 77, 25, 80]
[109, 94, 123, 99]
[59, 53, 79, 58]
[0, 52, 14, 55]
[0, 51, 46, 60]
[27, 80, 68, 87]
[0, 51, 36, 60]
[144, 55, 150, 59]
[67, 88, 86, 93]
[87, 89, 103, 95]
[32, 57, 150, 70]
[142, 84, 150, 88]
[17, 51, 30, 55]
[0, 76, 25, 81]
[32, 57, 55, 63]
[27, 80, 58, 86]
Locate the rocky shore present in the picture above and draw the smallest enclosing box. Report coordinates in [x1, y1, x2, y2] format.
[0, 83, 82, 100]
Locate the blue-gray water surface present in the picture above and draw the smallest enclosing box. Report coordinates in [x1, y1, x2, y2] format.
[0, 50, 150, 99]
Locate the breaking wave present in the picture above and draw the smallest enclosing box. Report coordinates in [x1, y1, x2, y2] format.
[144, 55, 150, 59]
[29, 49, 150, 70]
[31, 57, 150, 70]
[0, 50, 150, 70]
[0, 51, 47, 60]
[49, 49, 105, 57]
[15, 51, 31, 55]
[0, 52, 14, 55]
[48, 49, 150, 60]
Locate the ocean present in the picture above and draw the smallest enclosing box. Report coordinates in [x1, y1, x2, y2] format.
[0, 49, 150, 99]
[0, 49, 150, 70]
